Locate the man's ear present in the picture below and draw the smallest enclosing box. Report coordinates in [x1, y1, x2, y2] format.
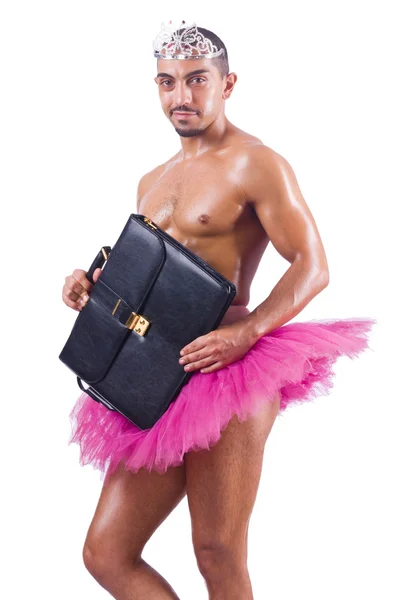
[223, 72, 238, 99]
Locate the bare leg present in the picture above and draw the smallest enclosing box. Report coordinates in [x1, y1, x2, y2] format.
[82, 461, 186, 599]
[185, 393, 280, 600]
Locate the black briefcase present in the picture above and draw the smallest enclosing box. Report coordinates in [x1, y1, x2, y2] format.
[59, 214, 236, 429]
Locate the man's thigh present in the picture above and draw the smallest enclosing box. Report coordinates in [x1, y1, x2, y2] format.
[84, 461, 187, 561]
[184, 393, 280, 549]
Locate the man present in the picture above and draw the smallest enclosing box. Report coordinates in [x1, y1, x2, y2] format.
[62, 22, 374, 600]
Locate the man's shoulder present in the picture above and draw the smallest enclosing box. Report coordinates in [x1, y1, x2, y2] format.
[225, 130, 288, 171]
[235, 133, 287, 165]
[137, 163, 163, 191]
[228, 132, 296, 202]
[136, 154, 178, 200]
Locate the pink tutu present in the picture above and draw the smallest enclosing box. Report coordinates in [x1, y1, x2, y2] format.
[68, 317, 376, 479]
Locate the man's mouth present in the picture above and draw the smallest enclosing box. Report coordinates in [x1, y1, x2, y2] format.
[172, 111, 197, 118]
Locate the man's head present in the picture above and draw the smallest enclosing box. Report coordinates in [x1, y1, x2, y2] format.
[153, 24, 237, 138]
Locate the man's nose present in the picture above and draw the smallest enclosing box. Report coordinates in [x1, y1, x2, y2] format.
[172, 81, 192, 106]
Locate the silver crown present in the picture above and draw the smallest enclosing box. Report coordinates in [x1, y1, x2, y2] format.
[153, 21, 225, 60]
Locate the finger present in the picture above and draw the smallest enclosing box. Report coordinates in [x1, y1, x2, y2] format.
[71, 268, 94, 295]
[63, 284, 83, 303]
[63, 282, 89, 306]
[62, 292, 82, 311]
[64, 275, 84, 298]
[182, 356, 217, 372]
[199, 361, 224, 374]
[64, 274, 90, 301]
[180, 335, 210, 356]
[92, 267, 102, 283]
[71, 274, 91, 298]
[179, 347, 215, 364]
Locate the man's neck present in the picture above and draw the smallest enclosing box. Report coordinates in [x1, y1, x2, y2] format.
[178, 114, 231, 159]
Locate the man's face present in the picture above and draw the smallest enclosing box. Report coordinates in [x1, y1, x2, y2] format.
[154, 58, 225, 137]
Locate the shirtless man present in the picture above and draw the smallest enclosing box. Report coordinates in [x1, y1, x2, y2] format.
[62, 25, 329, 599]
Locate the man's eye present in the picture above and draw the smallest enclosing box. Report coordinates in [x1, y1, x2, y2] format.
[190, 77, 205, 84]
[160, 80, 173, 86]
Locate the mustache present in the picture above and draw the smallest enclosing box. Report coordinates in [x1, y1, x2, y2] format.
[171, 106, 198, 115]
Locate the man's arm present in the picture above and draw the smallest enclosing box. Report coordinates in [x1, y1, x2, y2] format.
[243, 145, 330, 341]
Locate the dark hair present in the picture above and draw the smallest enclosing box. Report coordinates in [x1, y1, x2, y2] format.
[177, 26, 229, 79]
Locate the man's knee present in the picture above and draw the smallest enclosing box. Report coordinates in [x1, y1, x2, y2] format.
[82, 535, 140, 584]
[83, 539, 108, 583]
[82, 538, 118, 584]
[194, 537, 247, 582]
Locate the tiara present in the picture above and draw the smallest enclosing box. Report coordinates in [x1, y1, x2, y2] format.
[153, 20, 225, 60]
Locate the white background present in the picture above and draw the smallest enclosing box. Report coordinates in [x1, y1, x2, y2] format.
[1, 1, 395, 598]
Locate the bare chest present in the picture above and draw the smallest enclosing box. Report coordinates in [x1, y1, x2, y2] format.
[138, 161, 246, 242]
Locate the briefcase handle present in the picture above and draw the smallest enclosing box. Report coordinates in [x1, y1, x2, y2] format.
[85, 246, 112, 285]
[77, 243, 115, 410]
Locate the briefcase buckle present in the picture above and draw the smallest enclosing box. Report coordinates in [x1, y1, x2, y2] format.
[125, 311, 150, 336]
[144, 217, 158, 230]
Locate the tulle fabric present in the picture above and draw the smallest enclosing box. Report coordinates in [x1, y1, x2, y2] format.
[68, 317, 376, 480]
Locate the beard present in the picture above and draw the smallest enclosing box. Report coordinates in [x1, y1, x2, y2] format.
[174, 126, 207, 138]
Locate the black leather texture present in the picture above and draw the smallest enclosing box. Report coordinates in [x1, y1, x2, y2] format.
[59, 213, 236, 430]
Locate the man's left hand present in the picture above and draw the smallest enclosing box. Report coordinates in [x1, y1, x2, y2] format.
[179, 320, 258, 374]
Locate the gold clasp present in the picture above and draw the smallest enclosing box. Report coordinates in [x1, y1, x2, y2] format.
[112, 299, 150, 336]
[144, 217, 158, 230]
[124, 310, 150, 336]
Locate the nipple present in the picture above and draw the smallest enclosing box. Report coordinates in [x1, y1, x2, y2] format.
[197, 213, 210, 225]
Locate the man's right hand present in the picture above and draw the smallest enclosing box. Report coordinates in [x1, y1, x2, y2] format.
[62, 267, 102, 311]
